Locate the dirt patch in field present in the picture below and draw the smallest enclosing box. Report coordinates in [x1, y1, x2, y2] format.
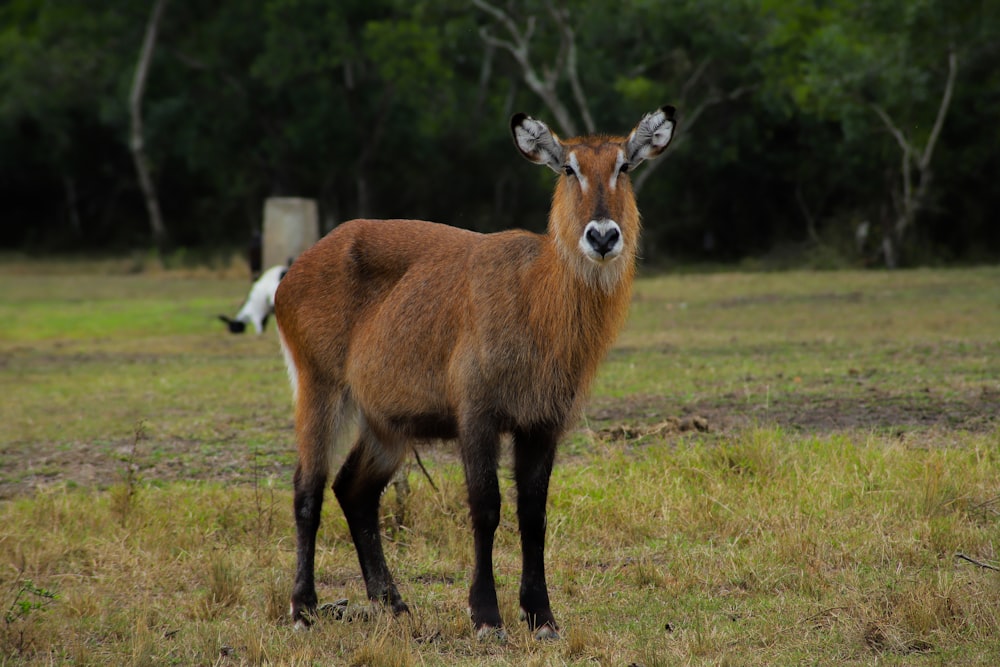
[586, 386, 1000, 437]
[2, 385, 997, 500]
[0, 436, 288, 500]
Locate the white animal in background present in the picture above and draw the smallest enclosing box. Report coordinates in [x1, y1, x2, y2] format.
[219, 264, 289, 334]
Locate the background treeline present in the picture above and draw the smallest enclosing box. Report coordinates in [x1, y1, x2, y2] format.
[1, 0, 997, 267]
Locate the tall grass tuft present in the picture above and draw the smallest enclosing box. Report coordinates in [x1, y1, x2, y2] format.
[109, 421, 146, 528]
[199, 556, 243, 620]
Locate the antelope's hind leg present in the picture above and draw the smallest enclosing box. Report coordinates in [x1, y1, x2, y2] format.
[291, 388, 353, 628]
[333, 421, 409, 616]
[291, 462, 326, 628]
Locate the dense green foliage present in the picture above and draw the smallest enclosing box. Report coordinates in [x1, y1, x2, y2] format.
[1, 0, 997, 265]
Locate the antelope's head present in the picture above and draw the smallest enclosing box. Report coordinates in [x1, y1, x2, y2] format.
[511, 107, 676, 291]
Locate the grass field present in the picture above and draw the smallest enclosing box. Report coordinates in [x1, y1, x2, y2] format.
[1, 262, 999, 665]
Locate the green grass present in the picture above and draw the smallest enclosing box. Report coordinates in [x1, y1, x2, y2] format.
[1, 263, 999, 665]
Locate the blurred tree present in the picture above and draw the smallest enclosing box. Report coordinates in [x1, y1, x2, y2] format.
[472, 0, 595, 137]
[0, 1, 140, 248]
[0, 0, 997, 265]
[765, 0, 986, 266]
[129, 0, 170, 253]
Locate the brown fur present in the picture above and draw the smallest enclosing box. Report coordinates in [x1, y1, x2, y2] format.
[277, 212, 631, 434]
[274, 107, 676, 636]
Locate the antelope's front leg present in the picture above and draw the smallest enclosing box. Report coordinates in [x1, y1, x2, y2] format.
[460, 419, 503, 639]
[513, 426, 559, 639]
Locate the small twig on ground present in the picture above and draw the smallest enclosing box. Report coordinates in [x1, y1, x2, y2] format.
[124, 421, 144, 489]
[799, 606, 850, 626]
[111, 420, 146, 527]
[967, 495, 1000, 513]
[955, 553, 1000, 573]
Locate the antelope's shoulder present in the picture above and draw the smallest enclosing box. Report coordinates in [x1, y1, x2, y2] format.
[474, 228, 544, 269]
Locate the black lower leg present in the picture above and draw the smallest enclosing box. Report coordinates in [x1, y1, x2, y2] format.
[333, 446, 408, 615]
[291, 464, 327, 625]
[462, 422, 502, 631]
[514, 426, 558, 633]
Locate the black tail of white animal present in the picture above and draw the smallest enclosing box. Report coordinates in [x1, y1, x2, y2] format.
[219, 264, 288, 334]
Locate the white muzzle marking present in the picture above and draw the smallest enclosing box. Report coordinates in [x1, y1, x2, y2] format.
[579, 219, 623, 263]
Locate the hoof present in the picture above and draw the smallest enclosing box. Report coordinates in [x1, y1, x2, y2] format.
[290, 601, 318, 630]
[520, 606, 560, 640]
[475, 625, 507, 644]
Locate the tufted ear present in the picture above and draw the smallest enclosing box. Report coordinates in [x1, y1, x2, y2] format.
[511, 113, 566, 173]
[625, 105, 677, 167]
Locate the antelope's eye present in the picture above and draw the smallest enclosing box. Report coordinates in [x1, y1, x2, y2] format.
[619, 162, 631, 174]
[563, 164, 575, 177]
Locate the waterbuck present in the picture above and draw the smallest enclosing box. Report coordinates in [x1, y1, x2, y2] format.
[274, 106, 676, 639]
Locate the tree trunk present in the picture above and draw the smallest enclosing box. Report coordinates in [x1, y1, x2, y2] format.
[63, 175, 82, 238]
[869, 50, 958, 268]
[472, 0, 582, 137]
[129, 0, 170, 253]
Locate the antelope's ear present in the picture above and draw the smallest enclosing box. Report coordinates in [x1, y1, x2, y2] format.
[511, 113, 565, 173]
[625, 105, 676, 167]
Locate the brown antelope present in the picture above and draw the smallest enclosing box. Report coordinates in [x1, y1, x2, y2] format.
[274, 106, 676, 639]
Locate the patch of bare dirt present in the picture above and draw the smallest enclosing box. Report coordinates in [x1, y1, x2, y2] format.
[0, 436, 290, 500]
[3, 387, 997, 500]
[586, 388, 1000, 438]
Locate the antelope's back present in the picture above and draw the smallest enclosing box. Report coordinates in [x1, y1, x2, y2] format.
[274, 219, 488, 405]
[277, 217, 479, 329]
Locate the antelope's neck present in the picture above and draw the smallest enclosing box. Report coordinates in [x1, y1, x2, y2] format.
[527, 238, 635, 377]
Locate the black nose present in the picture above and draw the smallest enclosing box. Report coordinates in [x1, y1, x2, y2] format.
[586, 226, 620, 257]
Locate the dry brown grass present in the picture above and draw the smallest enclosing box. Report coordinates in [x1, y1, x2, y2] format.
[1, 265, 999, 664]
